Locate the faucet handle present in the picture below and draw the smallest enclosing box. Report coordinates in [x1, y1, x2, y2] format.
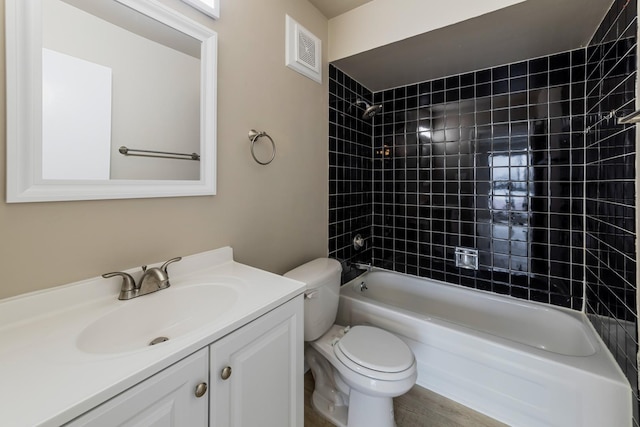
[157, 257, 182, 289]
[161, 257, 182, 273]
[102, 271, 137, 300]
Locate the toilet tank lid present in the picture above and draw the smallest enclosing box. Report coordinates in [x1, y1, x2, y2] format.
[284, 258, 342, 289]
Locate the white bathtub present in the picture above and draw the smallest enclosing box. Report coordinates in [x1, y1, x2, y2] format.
[336, 270, 632, 427]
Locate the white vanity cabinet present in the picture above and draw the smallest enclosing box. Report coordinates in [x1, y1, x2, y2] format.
[0, 248, 306, 426]
[66, 348, 209, 426]
[210, 295, 304, 427]
[65, 296, 303, 427]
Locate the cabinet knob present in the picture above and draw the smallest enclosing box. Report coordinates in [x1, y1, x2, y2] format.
[221, 366, 232, 380]
[194, 382, 208, 398]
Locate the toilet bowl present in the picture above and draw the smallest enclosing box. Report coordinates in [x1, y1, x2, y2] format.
[307, 324, 417, 427]
[284, 259, 417, 427]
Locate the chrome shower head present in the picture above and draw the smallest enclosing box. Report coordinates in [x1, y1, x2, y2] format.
[362, 104, 383, 119]
[350, 99, 383, 120]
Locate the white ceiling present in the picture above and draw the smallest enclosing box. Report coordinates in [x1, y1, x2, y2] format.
[313, 0, 616, 91]
[307, 0, 373, 19]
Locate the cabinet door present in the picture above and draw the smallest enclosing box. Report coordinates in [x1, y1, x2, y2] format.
[66, 348, 209, 427]
[210, 297, 303, 427]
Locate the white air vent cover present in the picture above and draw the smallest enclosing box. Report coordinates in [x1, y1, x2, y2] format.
[286, 15, 321, 83]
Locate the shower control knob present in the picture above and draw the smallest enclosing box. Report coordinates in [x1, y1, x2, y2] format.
[194, 382, 208, 398]
[221, 366, 232, 380]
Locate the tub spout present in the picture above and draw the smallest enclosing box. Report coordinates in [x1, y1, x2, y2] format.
[353, 262, 372, 272]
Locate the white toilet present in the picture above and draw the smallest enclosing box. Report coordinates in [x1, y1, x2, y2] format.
[285, 258, 417, 427]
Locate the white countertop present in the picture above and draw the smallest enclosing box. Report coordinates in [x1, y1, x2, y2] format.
[0, 247, 305, 427]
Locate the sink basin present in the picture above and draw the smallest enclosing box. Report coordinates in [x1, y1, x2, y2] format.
[77, 283, 238, 354]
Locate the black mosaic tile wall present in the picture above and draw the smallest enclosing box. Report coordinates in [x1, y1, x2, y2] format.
[584, 0, 638, 419]
[328, 66, 374, 280]
[366, 46, 587, 309]
[331, 49, 587, 307]
[329, 0, 638, 421]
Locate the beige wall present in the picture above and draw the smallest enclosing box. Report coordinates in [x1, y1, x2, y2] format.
[0, 0, 329, 299]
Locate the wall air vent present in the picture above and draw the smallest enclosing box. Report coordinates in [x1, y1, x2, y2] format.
[285, 15, 321, 83]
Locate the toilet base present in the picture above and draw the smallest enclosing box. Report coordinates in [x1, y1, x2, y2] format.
[312, 389, 397, 427]
[311, 391, 348, 427]
[347, 389, 396, 427]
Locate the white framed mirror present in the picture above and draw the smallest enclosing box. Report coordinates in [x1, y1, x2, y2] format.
[181, 0, 220, 20]
[6, 0, 217, 203]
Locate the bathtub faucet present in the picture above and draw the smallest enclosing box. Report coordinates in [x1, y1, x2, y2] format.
[353, 262, 373, 272]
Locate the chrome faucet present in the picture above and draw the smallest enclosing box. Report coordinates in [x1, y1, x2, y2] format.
[102, 257, 182, 300]
[353, 262, 373, 272]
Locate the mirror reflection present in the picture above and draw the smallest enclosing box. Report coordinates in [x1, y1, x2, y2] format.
[6, 0, 217, 202]
[42, 0, 201, 181]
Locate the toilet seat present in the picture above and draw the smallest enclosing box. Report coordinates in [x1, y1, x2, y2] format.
[333, 326, 415, 381]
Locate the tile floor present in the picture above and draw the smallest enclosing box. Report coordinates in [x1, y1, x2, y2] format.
[304, 372, 508, 427]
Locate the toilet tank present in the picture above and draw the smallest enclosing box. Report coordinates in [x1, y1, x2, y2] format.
[284, 258, 342, 341]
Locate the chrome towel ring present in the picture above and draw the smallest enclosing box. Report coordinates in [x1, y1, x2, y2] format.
[248, 129, 276, 165]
